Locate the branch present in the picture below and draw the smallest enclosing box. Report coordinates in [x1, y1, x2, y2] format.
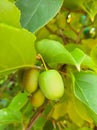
[58, 29, 76, 43]
[45, 25, 69, 43]
[67, 22, 78, 35]
[0, 72, 16, 97]
[76, 27, 84, 44]
[45, 25, 76, 44]
[26, 101, 49, 130]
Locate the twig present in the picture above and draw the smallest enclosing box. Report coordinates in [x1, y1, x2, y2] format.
[45, 25, 58, 36]
[58, 29, 69, 43]
[67, 22, 78, 35]
[0, 72, 16, 97]
[46, 25, 76, 44]
[58, 29, 76, 43]
[76, 27, 84, 44]
[45, 25, 69, 44]
[26, 101, 49, 130]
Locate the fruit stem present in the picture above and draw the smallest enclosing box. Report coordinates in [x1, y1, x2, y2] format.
[37, 54, 48, 71]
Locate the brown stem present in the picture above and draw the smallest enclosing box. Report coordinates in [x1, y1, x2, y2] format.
[58, 29, 69, 44]
[26, 101, 49, 130]
[45, 26, 70, 44]
[0, 72, 16, 97]
[76, 27, 84, 44]
[46, 25, 76, 44]
[45, 25, 58, 36]
[58, 29, 76, 43]
[67, 22, 78, 35]
[94, 126, 97, 130]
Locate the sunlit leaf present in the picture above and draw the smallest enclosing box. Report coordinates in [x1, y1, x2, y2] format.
[35, 39, 76, 68]
[70, 48, 86, 71]
[0, 23, 36, 73]
[51, 102, 67, 120]
[63, 0, 85, 11]
[82, 55, 97, 72]
[73, 98, 93, 123]
[82, 0, 97, 22]
[67, 101, 84, 127]
[91, 44, 97, 66]
[78, 127, 93, 130]
[36, 39, 86, 70]
[0, 0, 21, 27]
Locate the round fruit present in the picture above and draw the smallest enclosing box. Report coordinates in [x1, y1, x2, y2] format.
[39, 70, 64, 100]
[30, 89, 45, 108]
[22, 68, 39, 93]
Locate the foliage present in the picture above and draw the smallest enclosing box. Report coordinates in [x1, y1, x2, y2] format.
[1, 0, 97, 130]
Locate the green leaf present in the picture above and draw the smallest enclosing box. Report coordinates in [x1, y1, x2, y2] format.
[0, 108, 22, 124]
[87, 108, 97, 125]
[8, 91, 28, 111]
[74, 71, 97, 123]
[0, 124, 7, 130]
[35, 39, 76, 68]
[0, 0, 21, 27]
[51, 102, 67, 120]
[73, 98, 93, 123]
[82, 55, 97, 72]
[70, 48, 86, 71]
[78, 127, 93, 130]
[43, 120, 53, 130]
[82, 0, 97, 22]
[36, 39, 86, 70]
[64, 0, 85, 11]
[33, 104, 52, 129]
[67, 101, 84, 127]
[0, 23, 36, 73]
[91, 44, 97, 66]
[16, 0, 64, 32]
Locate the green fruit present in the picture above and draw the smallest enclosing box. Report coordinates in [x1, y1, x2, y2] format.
[39, 70, 64, 100]
[30, 89, 45, 108]
[22, 68, 39, 93]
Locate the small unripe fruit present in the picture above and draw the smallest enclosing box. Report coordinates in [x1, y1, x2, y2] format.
[22, 68, 39, 93]
[39, 70, 64, 100]
[30, 89, 45, 108]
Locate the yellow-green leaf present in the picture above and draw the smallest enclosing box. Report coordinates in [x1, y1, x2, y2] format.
[0, 0, 21, 27]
